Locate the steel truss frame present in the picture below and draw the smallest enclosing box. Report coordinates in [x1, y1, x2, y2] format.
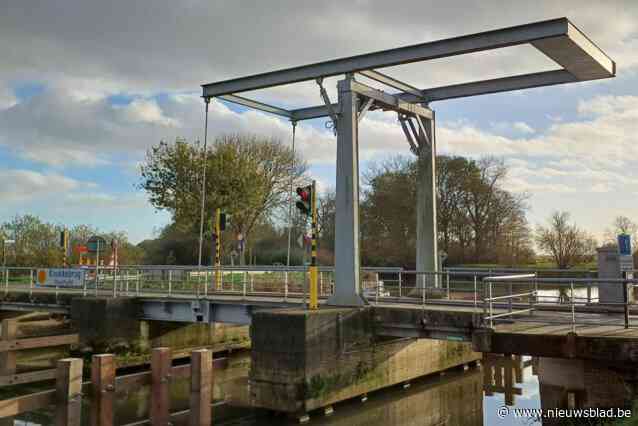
[200, 17, 614, 306]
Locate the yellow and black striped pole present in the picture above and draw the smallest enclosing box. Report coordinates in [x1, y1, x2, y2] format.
[215, 207, 222, 290]
[309, 180, 318, 310]
[61, 229, 69, 268]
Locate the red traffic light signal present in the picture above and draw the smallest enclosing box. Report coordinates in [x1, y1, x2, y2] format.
[295, 185, 312, 216]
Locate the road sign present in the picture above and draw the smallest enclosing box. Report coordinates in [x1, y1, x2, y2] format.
[3, 239, 15, 244]
[618, 234, 632, 256]
[36, 268, 85, 288]
[87, 236, 107, 253]
[74, 245, 88, 254]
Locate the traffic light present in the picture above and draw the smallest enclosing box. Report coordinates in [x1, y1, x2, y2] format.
[59, 229, 68, 249]
[295, 185, 312, 216]
[220, 213, 230, 231]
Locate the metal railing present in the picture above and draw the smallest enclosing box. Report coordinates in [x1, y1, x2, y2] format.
[483, 274, 537, 328]
[481, 274, 638, 331]
[3, 265, 638, 332]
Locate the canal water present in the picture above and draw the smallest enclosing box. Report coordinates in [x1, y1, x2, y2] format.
[7, 350, 638, 425]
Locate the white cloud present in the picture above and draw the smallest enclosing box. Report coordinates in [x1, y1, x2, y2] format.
[0, 85, 16, 110]
[0, 170, 81, 202]
[0, 1, 633, 104]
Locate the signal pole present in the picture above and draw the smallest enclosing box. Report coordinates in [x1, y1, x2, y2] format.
[295, 182, 319, 310]
[60, 229, 69, 268]
[309, 180, 318, 310]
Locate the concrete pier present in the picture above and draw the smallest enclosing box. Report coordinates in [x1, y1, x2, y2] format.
[249, 307, 480, 414]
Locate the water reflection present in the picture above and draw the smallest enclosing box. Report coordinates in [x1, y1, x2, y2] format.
[4, 349, 638, 425]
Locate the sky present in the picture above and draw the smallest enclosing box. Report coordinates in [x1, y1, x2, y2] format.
[1, 0, 637, 244]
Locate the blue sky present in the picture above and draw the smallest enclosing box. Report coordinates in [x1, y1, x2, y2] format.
[1, 1, 637, 244]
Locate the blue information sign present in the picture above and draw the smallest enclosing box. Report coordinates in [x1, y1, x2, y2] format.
[618, 234, 632, 256]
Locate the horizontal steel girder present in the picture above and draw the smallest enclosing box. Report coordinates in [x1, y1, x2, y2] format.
[139, 299, 294, 325]
[202, 18, 614, 100]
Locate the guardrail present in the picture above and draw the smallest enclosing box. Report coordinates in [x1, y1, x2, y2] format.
[483, 274, 537, 328]
[481, 274, 638, 331]
[4, 265, 638, 332]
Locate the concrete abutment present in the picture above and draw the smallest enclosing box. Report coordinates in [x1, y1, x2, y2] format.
[249, 306, 480, 414]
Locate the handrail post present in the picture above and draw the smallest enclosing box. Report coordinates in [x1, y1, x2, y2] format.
[624, 278, 630, 329]
[446, 271, 450, 300]
[243, 273, 247, 298]
[4, 267, 9, 296]
[136, 270, 140, 296]
[508, 280, 513, 313]
[473, 275, 477, 309]
[284, 270, 288, 301]
[422, 273, 426, 307]
[113, 267, 118, 298]
[168, 270, 172, 297]
[569, 281, 576, 333]
[30, 268, 34, 298]
[482, 279, 488, 324]
[489, 281, 494, 329]
[534, 275, 538, 306]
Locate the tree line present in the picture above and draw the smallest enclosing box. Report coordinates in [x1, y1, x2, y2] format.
[0, 215, 144, 267]
[5, 134, 637, 269]
[134, 134, 638, 269]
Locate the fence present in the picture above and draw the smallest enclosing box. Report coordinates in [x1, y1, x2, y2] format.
[0, 347, 220, 425]
[0, 316, 78, 387]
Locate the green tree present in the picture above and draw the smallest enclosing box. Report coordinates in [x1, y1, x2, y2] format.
[358, 155, 533, 267]
[0, 215, 62, 267]
[139, 134, 307, 265]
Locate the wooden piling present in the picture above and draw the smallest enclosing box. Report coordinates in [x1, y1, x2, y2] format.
[189, 349, 212, 426]
[55, 358, 83, 426]
[0, 319, 17, 377]
[91, 354, 115, 426]
[151, 347, 171, 426]
[503, 355, 514, 406]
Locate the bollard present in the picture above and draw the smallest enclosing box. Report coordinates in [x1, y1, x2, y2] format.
[190, 349, 213, 426]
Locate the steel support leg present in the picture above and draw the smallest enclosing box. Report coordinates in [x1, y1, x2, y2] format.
[416, 113, 438, 288]
[327, 76, 366, 306]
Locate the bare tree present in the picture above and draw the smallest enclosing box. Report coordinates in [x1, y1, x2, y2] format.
[604, 216, 638, 247]
[536, 211, 597, 269]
